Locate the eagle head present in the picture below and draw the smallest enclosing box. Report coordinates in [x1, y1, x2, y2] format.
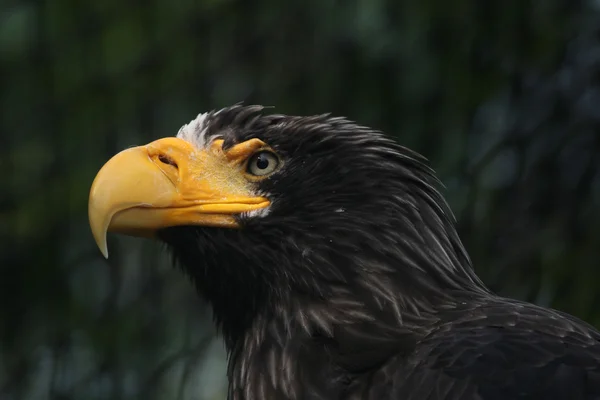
[89, 105, 487, 392]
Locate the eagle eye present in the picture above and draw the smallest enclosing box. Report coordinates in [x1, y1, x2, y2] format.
[247, 151, 280, 177]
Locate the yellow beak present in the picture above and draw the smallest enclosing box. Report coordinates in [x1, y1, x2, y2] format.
[88, 137, 269, 258]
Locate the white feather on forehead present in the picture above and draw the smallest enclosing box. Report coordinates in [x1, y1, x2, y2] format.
[175, 110, 273, 219]
[176, 112, 211, 149]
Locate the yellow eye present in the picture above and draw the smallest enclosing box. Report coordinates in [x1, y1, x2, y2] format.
[247, 151, 280, 176]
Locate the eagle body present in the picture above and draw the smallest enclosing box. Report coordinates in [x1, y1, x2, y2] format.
[354, 300, 600, 399]
[89, 105, 600, 399]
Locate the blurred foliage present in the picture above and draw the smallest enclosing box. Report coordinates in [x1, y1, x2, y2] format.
[1, 0, 600, 399]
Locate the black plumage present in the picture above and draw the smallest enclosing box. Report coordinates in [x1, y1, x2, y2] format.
[137, 105, 600, 399]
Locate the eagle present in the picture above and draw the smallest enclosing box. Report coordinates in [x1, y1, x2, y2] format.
[88, 105, 600, 399]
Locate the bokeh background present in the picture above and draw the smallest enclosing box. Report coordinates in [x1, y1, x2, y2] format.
[2, 0, 600, 399]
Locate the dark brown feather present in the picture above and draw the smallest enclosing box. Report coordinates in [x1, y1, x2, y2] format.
[159, 105, 600, 399]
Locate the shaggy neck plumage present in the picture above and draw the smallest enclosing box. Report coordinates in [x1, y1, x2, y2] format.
[161, 181, 491, 398]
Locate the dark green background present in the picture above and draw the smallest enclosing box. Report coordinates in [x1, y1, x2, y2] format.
[2, 1, 600, 399]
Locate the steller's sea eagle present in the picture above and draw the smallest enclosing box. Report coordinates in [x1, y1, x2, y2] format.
[89, 105, 600, 399]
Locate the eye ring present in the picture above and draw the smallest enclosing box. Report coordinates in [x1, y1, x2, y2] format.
[246, 151, 280, 177]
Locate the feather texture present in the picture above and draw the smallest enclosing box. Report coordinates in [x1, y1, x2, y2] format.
[158, 105, 600, 399]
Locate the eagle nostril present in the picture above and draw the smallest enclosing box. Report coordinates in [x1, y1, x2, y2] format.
[158, 154, 178, 169]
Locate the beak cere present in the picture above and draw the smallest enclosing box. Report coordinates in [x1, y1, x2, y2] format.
[88, 137, 270, 258]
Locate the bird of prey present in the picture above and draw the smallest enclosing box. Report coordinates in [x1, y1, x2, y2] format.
[89, 105, 600, 399]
